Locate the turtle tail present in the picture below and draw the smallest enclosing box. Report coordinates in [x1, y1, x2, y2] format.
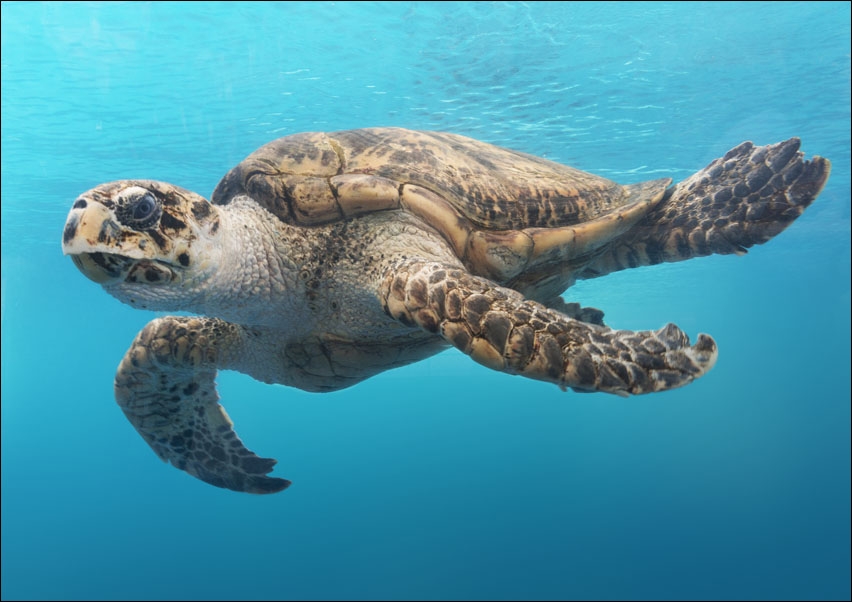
[576, 138, 831, 278]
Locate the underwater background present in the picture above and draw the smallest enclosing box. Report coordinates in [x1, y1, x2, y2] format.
[1, 2, 850, 600]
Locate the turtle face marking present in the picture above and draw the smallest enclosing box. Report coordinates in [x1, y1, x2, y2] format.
[62, 180, 218, 288]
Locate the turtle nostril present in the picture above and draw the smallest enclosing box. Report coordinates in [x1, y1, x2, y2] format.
[73, 199, 88, 210]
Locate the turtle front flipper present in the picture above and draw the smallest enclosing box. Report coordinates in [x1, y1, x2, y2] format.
[542, 297, 606, 327]
[381, 261, 717, 395]
[579, 138, 831, 278]
[115, 316, 291, 494]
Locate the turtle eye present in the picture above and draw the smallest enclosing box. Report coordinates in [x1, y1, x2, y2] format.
[132, 194, 158, 221]
[117, 191, 162, 229]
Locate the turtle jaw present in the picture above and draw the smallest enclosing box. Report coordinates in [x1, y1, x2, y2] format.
[68, 252, 176, 285]
[70, 251, 136, 284]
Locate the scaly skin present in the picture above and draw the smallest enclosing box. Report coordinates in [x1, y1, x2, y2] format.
[576, 138, 831, 279]
[115, 316, 291, 494]
[380, 260, 717, 395]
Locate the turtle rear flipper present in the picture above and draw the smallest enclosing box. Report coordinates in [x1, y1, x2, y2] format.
[578, 138, 831, 278]
[115, 316, 291, 494]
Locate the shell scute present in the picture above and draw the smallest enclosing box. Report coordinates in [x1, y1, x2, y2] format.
[331, 174, 401, 218]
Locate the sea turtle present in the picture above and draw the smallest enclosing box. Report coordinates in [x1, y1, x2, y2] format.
[61, 128, 830, 494]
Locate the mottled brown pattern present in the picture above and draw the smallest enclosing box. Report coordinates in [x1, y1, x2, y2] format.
[115, 316, 291, 494]
[60, 179, 218, 289]
[210, 127, 666, 230]
[380, 260, 717, 395]
[211, 132, 341, 223]
[577, 138, 831, 279]
[334, 128, 633, 229]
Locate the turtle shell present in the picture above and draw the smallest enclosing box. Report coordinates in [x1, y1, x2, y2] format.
[211, 127, 670, 286]
[213, 127, 668, 227]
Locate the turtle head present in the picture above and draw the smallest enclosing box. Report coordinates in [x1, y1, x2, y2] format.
[62, 180, 223, 309]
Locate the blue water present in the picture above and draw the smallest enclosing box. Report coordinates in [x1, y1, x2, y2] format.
[1, 2, 850, 600]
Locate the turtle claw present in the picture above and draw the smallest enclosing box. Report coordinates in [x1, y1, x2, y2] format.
[182, 450, 291, 494]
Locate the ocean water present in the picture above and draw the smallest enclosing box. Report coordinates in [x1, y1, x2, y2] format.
[1, 1, 850, 600]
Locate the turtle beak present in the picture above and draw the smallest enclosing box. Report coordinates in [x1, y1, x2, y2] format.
[68, 252, 138, 284]
[62, 199, 149, 284]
